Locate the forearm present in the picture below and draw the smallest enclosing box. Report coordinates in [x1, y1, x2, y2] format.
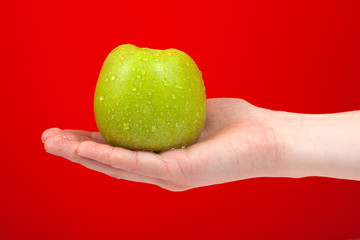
[272, 110, 360, 180]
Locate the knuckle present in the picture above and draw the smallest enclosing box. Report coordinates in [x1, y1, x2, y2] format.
[107, 146, 116, 164]
[156, 155, 171, 178]
[126, 151, 140, 173]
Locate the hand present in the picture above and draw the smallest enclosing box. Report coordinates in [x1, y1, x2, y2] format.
[41, 98, 286, 191]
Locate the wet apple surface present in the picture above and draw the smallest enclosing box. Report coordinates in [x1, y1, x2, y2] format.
[94, 44, 206, 151]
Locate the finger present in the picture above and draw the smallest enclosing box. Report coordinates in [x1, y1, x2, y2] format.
[63, 129, 107, 144]
[77, 141, 170, 179]
[42, 128, 62, 143]
[42, 128, 105, 144]
[44, 136, 169, 187]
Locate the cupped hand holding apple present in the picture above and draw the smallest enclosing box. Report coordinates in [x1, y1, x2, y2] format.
[42, 98, 360, 190]
[42, 98, 285, 191]
[41, 44, 360, 191]
[41, 45, 286, 190]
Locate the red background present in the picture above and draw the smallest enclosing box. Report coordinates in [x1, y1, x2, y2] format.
[1, 0, 360, 239]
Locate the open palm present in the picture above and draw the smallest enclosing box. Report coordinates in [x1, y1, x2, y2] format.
[42, 98, 283, 191]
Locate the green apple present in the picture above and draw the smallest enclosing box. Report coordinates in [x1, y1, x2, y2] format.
[94, 44, 206, 152]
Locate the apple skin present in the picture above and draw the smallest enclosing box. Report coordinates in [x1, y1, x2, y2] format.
[94, 44, 206, 152]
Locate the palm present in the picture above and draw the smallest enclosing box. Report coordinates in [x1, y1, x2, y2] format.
[42, 98, 280, 191]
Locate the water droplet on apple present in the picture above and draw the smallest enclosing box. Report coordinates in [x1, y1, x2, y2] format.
[172, 94, 176, 99]
[141, 69, 146, 75]
[166, 103, 169, 108]
[143, 58, 149, 62]
[132, 87, 137, 91]
[175, 123, 179, 128]
[147, 101, 151, 104]
[123, 123, 130, 130]
[111, 115, 115, 120]
[151, 126, 156, 132]
[164, 81, 169, 86]
[105, 78, 108, 82]
[148, 91, 152, 95]
[99, 96, 104, 101]
[111, 75, 117, 80]
[185, 62, 189, 66]
[131, 67, 136, 71]
[136, 75, 141, 79]
[175, 85, 183, 89]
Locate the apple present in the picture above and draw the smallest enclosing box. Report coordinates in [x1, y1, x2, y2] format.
[94, 44, 206, 152]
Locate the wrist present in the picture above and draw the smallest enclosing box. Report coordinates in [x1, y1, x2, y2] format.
[270, 109, 360, 180]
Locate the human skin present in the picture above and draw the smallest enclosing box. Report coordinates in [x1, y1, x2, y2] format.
[41, 98, 360, 191]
